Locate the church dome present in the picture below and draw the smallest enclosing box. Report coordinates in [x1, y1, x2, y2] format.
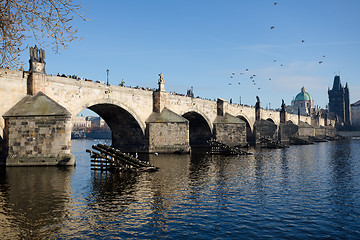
[294, 87, 313, 101]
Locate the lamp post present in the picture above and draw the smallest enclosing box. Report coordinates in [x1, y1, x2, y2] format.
[106, 69, 109, 86]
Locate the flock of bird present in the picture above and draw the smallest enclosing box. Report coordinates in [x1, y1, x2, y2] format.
[227, 2, 327, 98]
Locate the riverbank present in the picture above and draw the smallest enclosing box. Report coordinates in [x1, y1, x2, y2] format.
[71, 130, 111, 139]
[337, 131, 360, 138]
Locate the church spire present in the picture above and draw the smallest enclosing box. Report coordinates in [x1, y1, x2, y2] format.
[332, 75, 342, 91]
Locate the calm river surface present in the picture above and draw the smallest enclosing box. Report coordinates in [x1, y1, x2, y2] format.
[0, 139, 360, 239]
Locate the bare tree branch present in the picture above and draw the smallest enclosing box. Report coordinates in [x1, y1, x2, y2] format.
[0, 0, 87, 69]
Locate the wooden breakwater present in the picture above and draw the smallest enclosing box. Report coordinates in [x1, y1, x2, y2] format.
[86, 144, 159, 172]
[207, 139, 253, 155]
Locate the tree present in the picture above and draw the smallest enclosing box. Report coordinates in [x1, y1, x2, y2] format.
[0, 0, 86, 68]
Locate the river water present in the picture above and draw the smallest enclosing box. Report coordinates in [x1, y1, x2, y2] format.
[0, 139, 360, 239]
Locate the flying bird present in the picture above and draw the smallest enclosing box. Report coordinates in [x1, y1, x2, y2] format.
[302, 40, 305, 43]
[269, 78, 272, 81]
[274, 2, 278, 5]
[245, 69, 249, 71]
[270, 26, 275, 30]
[319, 61, 323, 64]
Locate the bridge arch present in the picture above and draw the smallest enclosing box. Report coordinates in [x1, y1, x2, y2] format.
[237, 115, 253, 144]
[75, 99, 147, 152]
[74, 99, 146, 133]
[182, 111, 213, 148]
[266, 118, 275, 124]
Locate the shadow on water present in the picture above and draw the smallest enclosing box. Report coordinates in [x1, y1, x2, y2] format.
[0, 166, 74, 239]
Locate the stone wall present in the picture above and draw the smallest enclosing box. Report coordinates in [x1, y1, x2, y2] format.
[147, 122, 190, 153]
[278, 122, 299, 144]
[4, 115, 74, 166]
[253, 120, 278, 143]
[298, 122, 315, 138]
[0, 69, 28, 138]
[213, 123, 246, 147]
[213, 113, 247, 147]
[315, 127, 326, 138]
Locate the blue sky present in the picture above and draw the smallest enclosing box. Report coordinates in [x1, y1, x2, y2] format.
[21, 0, 360, 112]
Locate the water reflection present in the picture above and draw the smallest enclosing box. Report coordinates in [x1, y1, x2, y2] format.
[0, 167, 73, 239]
[328, 140, 359, 234]
[0, 139, 359, 239]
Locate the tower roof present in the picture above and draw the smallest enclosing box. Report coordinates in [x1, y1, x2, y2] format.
[294, 87, 313, 102]
[332, 75, 342, 91]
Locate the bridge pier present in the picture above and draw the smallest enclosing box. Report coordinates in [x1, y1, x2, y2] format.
[213, 99, 247, 147]
[146, 108, 190, 153]
[278, 122, 299, 144]
[2, 92, 74, 166]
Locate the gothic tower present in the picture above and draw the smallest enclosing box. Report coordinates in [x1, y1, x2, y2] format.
[328, 75, 351, 126]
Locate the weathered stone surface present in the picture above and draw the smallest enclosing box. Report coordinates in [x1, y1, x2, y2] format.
[279, 121, 299, 144]
[253, 119, 278, 144]
[0, 66, 334, 160]
[213, 113, 246, 147]
[4, 92, 71, 117]
[3, 93, 74, 166]
[324, 125, 337, 138]
[146, 108, 190, 153]
[298, 121, 315, 137]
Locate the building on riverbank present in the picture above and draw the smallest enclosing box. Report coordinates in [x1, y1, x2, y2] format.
[71, 116, 111, 139]
[286, 87, 316, 116]
[351, 100, 360, 128]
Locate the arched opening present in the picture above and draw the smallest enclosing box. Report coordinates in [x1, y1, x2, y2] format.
[266, 118, 275, 124]
[182, 112, 212, 148]
[74, 103, 146, 153]
[237, 115, 253, 144]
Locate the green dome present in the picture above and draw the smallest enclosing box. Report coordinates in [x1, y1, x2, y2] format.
[294, 87, 313, 101]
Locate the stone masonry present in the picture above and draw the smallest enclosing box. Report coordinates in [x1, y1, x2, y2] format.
[0, 48, 336, 165]
[3, 92, 74, 166]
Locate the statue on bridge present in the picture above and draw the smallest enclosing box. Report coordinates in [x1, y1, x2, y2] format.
[158, 73, 165, 92]
[280, 99, 286, 123]
[158, 73, 164, 84]
[29, 45, 46, 73]
[281, 99, 286, 112]
[30, 45, 45, 63]
[255, 96, 261, 121]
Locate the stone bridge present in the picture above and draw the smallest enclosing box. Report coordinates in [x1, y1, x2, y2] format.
[0, 49, 336, 166]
